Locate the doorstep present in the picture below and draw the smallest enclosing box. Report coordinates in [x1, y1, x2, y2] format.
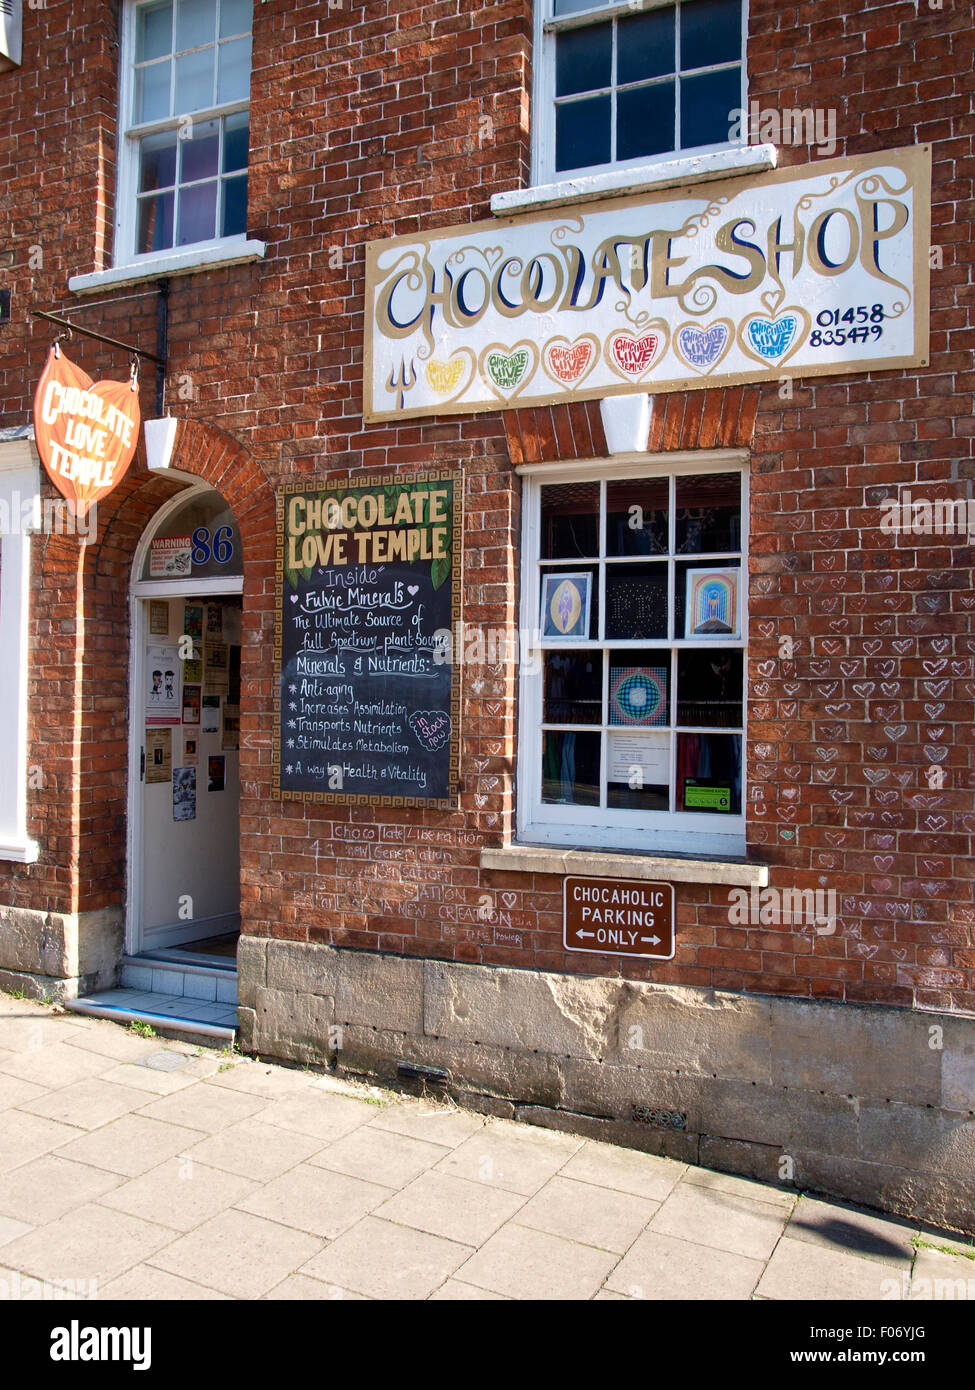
[64, 955, 237, 1041]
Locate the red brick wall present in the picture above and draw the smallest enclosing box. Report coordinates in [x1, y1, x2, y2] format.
[0, 0, 973, 1011]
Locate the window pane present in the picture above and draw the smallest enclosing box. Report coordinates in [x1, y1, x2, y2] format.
[606, 478, 668, 557]
[556, 24, 611, 98]
[544, 651, 602, 725]
[217, 35, 252, 103]
[137, 191, 175, 253]
[223, 110, 249, 170]
[139, 131, 178, 191]
[680, 0, 741, 71]
[175, 45, 215, 112]
[541, 566, 598, 639]
[675, 473, 741, 552]
[222, 173, 247, 236]
[556, 94, 611, 172]
[679, 66, 740, 149]
[617, 80, 676, 163]
[542, 731, 600, 806]
[609, 656, 669, 727]
[176, 0, 216, 51]
[541, 482, 599, 560]
[618, 9, 675, 85]
[675, 558, 740, 638]
[177, 179, 217, 243]
[605, 562, 668, 640]
[677, 732, 741, 813]
[136, 59, 172, 122]
[677, 649, 743, 727]
[607, 729, 669, 810]
[180, 118, 219, 180]
[554, 0, 611, 13]
[219, 0, 252, 37]
[137, 2, 173, 62]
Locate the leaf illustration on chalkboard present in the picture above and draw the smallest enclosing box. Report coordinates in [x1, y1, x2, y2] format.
[431, 551, 451, 590]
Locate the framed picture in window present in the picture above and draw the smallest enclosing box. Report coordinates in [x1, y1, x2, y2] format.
[609, 666, 668, 727]
[541, 573, 592, 639]
[684, 567, 740, 639]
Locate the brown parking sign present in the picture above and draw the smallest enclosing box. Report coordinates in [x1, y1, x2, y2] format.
[564, 876, 674, 960]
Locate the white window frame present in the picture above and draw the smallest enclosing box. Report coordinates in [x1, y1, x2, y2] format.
[0, 436, 41, 863]
[532, 0, 748, 187]
[114, 0, 253, 271]
[517, 450, 748, 857]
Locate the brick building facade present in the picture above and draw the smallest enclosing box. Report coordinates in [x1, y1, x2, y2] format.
[1, 0, 973, 1233]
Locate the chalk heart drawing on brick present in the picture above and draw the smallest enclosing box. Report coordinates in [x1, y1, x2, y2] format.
[738, 305, 810, 369]
[479, 341, 538, 401]
[604, 323, 669, 382]
[542, 335, 599, 389]
[673, 319, 733, 376]
[423, 347, 475, 402]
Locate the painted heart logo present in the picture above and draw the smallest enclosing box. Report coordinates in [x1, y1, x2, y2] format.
[479, 342, 538, 400]
[608, 331, 661, 378]
[425, 357, 467, 396]
[408, 709, 451, 752]
[675, 320, 732, 375]
[33, 346, 141, 518]
[543, 336, 596, 387]
[486, 349, 530, 390]
[738, 308, 809, 367]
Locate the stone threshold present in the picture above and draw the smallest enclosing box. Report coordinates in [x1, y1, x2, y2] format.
[480, 844, 769, 887]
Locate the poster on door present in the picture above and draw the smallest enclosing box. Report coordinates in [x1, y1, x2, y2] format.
[145, 645, 182, 726]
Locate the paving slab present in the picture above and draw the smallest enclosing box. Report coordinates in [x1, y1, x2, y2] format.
[309, 1126, 451, 1190]
[52, 1114, 208, 1178]
[368, 1101, 488, 1149]
[757, 1235, 905, 1300]
[607, 1229, 765, 1299]
[0, 1110, 86, 1174]
[300, 1216, 471, 1300]
[0, 1155, 122, 1225]
[454, 1222, 618, 1300]
[256, 1090, 377, 1144]
[0, 1042, 116, 1088]
[434, 1123, 581, 1196]
[98, 1265, 232, 1300]
[786, 1194, 917, 1267]
[430, 1279, 510, 1300]
[649, 1182, 789, 1261]
[184, 1118, 325, 1182]
[205, 1060, 316, 1099]
[264, 1275, 370, 1300]
[910, 1245, 975, 1300]
[98, 1158, 257, 1233]
[0, 1072, 49, 1111]
[559, 1142, 686, 1202]
[375, 1171, 527, 1247]
[137, 1083, 267, 1133]
[0, 1216, 33, 1248]
[18, 1077, 153, 1131]
[0, 1203, 178, 1286]
[148, 1208, 322, 1300]
[514, 1175, 658, 1254]
[235, 1163, 390, 1239]
[682, 1165, 798, 1210]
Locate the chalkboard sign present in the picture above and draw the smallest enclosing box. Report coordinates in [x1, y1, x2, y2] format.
[274, 471, 462, 805]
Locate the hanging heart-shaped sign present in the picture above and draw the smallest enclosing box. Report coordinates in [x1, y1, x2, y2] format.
[33, 346, 141, 518]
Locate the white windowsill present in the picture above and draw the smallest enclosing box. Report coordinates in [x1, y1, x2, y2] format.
[481, 844, 768, 888]
[0, 839, 39, 864]
[68, 239, 267, 294]
[491, 144, 778, 218]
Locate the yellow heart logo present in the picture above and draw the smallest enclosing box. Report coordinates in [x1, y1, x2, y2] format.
[425, 357, 466, 395]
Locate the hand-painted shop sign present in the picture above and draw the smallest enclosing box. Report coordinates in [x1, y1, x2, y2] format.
[364, 146, 930, 422]
[274, 471, 461, 806]
[564, 876, 674, 961]
[33, 346, 141, 516]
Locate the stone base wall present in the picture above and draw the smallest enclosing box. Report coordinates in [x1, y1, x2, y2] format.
[0, 906, 123, 999]
[238, 937, 975, 1236]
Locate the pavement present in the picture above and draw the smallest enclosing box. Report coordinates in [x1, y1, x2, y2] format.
[0, 991, 972, 1302]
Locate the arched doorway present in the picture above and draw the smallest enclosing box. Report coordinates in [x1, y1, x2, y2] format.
[127, 482, 243, 967]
